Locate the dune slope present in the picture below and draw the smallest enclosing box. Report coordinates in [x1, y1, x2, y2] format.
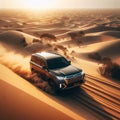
[0, 64, 84, 120]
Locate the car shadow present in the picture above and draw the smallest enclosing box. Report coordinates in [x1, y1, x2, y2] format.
[48, 87, 114, 120]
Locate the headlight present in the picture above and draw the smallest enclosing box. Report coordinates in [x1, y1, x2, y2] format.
[81, 71, 85, 79]
[56, 76, 64, 80]
[56, 76, 65, 84]
[81, 70, 85, 75]
[56, 76, 66, 89]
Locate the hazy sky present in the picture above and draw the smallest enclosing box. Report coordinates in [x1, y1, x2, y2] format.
[0, 0, 120, 9]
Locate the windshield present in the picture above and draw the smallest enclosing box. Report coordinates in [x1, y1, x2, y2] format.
[47, 57, 70, 69]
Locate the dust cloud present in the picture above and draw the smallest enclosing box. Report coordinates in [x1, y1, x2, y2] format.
[0, 45, 31, 79]
[0, 45, 53, 94]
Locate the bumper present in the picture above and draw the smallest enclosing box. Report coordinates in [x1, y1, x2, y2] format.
[58, 77, 85, 90]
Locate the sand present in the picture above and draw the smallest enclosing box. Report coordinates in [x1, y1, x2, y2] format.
[0, 64, 84, 120]
[0, 9, 120, 120]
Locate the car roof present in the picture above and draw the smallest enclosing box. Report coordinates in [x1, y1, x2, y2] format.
[32, 52, 62, 60]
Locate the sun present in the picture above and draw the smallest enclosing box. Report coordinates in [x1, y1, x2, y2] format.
[25, 0, 55, 9]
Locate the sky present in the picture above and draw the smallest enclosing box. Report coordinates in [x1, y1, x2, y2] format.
[0, 0, 120, 9]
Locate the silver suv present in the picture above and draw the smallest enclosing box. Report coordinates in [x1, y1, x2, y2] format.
[30, 52, 85, 92]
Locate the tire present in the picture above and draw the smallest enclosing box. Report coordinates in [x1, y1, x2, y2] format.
[48, 79, 58, 94]
[31, 68, 36, 74]
[38, 73, 48, 81]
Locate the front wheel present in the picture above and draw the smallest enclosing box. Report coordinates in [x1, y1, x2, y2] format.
[48, 79, 58, 94]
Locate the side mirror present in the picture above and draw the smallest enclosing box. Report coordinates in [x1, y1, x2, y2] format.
[68, 60, 71, 64]
[42, 66, 46, 69]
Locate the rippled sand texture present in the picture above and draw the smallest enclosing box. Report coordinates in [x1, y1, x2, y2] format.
[0, 9, 120, 120]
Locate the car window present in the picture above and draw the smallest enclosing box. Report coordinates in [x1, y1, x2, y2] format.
[39, 58, 46, 66]
[47, 57, 70, 69]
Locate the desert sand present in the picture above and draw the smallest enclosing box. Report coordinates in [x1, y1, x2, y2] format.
[0, 9, 120, 120]
[0, 64, 84, 120]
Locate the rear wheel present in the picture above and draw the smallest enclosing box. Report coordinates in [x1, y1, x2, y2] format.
[31, 69, 57, 94]
[31, 68, 36, 74]
[37, 72, 49, 81]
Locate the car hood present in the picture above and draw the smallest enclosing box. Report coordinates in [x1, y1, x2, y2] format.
[50, 65, 82, 77]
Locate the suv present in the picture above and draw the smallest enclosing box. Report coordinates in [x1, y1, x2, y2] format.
[30, 52, 85, 92]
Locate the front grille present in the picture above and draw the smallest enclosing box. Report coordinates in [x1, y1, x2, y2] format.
[69, 76, 81, 84]
[65, 73, 81, 79]
[65, 73, 82, 84]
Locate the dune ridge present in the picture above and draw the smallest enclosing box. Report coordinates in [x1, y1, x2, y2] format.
[0, 9, 120, 120]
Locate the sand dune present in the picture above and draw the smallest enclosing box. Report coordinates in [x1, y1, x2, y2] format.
[0, 19, 10, 27]
[57, 29, 120, 47]
[0, 30, 40, 45]
[96, 40, 120, 57]
[96, 40, 120, 64]
[0, 9, 120, 120]
[77, 34, 113, 45]
[0, 64, 83, 120]
[58, 30, 119, 48]
[0, 29, 119, 67]
[0, 30, 27, 46]
[77, 40, 120, 56]
[98, 30, 120, 38]
[67, 39, 120, 65]
[84, 24, 120, 33]
[57, 30, 120, 66]
[0, 30, 54, 55]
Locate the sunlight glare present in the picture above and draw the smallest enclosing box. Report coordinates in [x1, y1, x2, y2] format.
[25, 0, 55, 9]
